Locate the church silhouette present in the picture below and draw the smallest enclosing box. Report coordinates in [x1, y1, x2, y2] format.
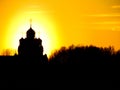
[17, 21, 48, 64]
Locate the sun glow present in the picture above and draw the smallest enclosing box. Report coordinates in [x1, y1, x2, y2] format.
[1, 0, 120, 56]
[4, 11, 60, 57]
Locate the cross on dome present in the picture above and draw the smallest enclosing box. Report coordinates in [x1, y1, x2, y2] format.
[26, 19, 35, 39]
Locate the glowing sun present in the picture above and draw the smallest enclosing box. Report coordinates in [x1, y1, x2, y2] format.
[4, 11, 60, 57]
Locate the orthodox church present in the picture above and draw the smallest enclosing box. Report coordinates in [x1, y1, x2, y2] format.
[18, 21, 48, 64]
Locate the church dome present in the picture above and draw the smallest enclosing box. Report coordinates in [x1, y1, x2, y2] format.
[26, 27, 35, 39]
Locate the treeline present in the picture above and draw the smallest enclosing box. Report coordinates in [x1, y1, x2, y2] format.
[1, 45, 120, 64]
[49, 45, 120, 64]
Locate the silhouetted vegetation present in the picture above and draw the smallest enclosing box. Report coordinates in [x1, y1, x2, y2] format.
[49, 45, 119, 64]
[1, 49, 16, 56]
[1, 45, 120, 65]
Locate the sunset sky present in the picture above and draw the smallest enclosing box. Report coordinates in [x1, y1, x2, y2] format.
[0, 0, 120, 56]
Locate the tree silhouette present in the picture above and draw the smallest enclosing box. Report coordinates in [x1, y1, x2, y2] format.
[49, 45, 115, 64]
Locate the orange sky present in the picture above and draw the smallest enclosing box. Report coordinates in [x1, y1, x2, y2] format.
[0, 0, 120, 56]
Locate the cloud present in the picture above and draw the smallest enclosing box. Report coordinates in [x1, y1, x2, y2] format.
[25, 11, 44, 14]
[87, 14, 120, 17]
[91, 21, 120, 25]
[29, 5, 41, 8]
[112, 5, 120, 9]
[24, 11, 54, 14]
[111, 26, 120, 31]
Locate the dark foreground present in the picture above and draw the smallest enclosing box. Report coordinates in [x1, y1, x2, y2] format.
[0, 56, 119, 88]
[1, 45, 120, 88]
[0, 56, 48, 65]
